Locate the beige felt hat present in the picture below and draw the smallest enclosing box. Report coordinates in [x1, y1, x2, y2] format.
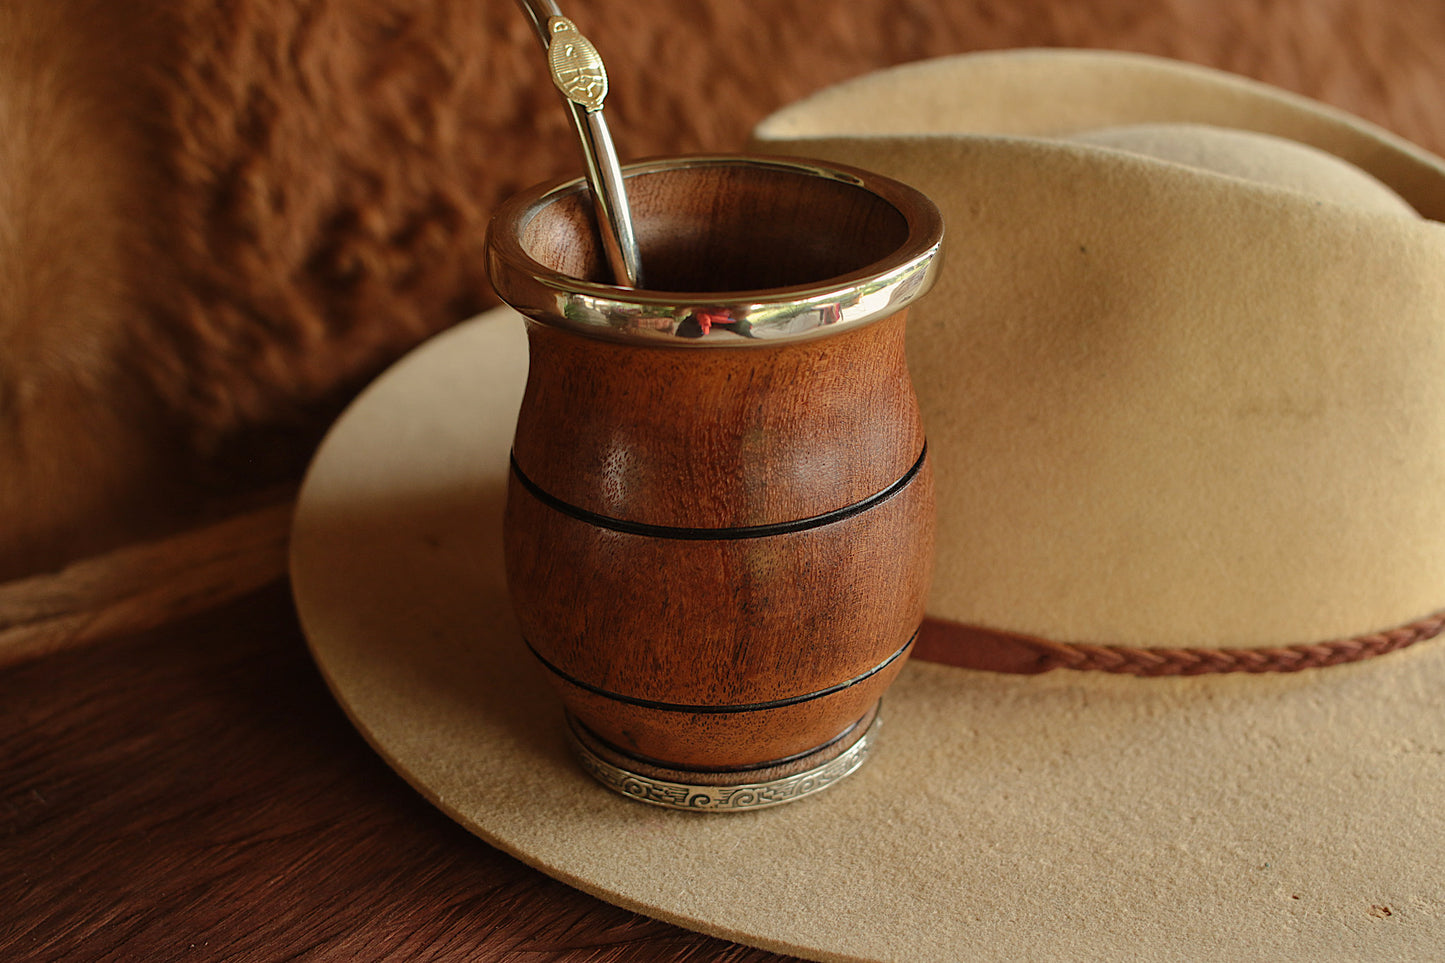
[290, 50, 1445, 961]
[752, 49, 1445, 672]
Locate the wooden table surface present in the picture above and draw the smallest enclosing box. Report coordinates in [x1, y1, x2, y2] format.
[1, 583, 796, 962]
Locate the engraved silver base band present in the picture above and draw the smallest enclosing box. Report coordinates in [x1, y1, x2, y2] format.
[566, 713, 880, 812]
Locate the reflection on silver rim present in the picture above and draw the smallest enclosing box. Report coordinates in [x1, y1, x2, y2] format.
[567, 713, 879, 812]
[487, 155, 944, 346]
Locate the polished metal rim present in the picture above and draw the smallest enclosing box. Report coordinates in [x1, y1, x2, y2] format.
[486, 155, 943, 346]
[566, 711, 879, 812]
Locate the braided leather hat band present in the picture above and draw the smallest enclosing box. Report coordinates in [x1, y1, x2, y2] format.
[916, 611, 1445, 676]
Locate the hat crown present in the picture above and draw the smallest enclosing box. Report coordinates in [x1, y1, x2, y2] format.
[752, 50, 1445, 651]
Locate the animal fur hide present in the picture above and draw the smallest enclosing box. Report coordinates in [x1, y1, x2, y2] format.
[2, 0, 1443, 579]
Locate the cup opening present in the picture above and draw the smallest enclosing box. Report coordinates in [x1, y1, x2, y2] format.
[518, 160, 911, 293]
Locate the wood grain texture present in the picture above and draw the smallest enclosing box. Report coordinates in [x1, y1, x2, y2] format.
[553, 657, 904, 771]
[506, 460, 933, 768]
[570, 701, 880, 787]
[497, 157, 937, 772]
[0, 585, 797, 963]
[512, 315, 924, 528]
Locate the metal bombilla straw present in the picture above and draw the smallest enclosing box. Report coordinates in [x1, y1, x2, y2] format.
[515, 0, 644, 288]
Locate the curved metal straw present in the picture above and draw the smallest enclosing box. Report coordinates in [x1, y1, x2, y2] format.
[515, 0, 643, 288]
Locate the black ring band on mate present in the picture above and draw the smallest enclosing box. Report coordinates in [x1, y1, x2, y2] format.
[508, 444, 927, 542]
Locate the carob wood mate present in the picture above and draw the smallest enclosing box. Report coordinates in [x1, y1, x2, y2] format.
[486, 156, 943, 800]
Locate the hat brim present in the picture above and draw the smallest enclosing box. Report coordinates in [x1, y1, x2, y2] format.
[291, 306, 1445, 962]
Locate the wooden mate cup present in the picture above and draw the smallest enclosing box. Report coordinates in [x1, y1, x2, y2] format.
[485, 156, 943, 811]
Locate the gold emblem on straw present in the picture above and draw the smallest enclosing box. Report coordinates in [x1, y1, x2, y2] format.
[546, 17, 608, 112]
[516, 0, 641, 286]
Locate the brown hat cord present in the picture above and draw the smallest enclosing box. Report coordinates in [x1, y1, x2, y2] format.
[917, 610, 1445, 675]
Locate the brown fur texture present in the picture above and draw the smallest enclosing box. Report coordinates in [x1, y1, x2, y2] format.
[2, 0, 1444, 580]
[1, 585, 787, 961]
[0, 2, 186, 577]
